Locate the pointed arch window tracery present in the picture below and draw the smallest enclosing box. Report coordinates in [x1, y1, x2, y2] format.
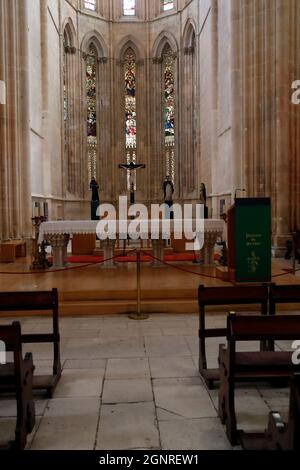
[86, 43, 98, 182]
[124, 47, 137, 190]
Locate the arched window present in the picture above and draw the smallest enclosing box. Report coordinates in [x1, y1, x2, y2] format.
[86, 44, 98, 181]
[84, 0, 96, 11]
[163, 45, 175, 183]
[163, 0, 174, 12]
[123, 0, 136, 16]
[124, 48, 137, 190]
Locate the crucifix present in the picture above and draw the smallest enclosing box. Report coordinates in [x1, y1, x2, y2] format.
[119, 161, 146, 204]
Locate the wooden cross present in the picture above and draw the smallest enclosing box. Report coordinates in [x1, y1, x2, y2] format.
[119, 162, 146, 204]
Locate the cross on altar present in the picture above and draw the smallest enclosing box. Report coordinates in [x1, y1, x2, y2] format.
[119, 161, 146, 204]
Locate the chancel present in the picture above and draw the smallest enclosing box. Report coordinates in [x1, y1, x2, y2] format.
[1, 0, 300, 454]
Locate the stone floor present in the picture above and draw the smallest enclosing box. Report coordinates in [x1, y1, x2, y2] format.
[0, 313, 292, 450]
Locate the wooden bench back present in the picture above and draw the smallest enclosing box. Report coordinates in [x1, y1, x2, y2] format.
[0, 322, 22, 351]
[270, 284, 300, 304]
[228, 314, 300, 341]
[198, 285, 269, 306]
[0, 289, 58, 312]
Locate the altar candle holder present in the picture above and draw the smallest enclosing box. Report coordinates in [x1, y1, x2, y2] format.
[30, 216, 52, 271]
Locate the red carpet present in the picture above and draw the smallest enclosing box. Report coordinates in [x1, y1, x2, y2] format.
[65, 253, 198, 264]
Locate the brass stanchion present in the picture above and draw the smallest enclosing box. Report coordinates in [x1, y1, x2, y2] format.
[129, 249, 149, 320]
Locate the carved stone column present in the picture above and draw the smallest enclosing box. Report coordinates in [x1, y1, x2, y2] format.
[48, 234, 70, 268]
[151, 239, 166, 267]
[0, 0, 31, 240]
[101, 239, 117, 268]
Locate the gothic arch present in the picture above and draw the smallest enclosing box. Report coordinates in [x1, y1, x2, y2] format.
[183, 18, 196, 50]
[152, 30, 178, 59]
[81, 30, 108, 58]
[63, 18, 77, 48]
[115, 36, 144, 61]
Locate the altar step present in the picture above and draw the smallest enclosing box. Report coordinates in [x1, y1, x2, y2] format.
[60, 298, 198, 316]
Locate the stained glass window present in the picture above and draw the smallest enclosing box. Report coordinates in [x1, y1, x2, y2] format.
[123, 0, 136, 16]
[86, 44, 97, 181]
[163, 45, 175, 183]
[163, 0, 174, 12]
[124, 48, 137, 190]
[84, 0, 96, 11]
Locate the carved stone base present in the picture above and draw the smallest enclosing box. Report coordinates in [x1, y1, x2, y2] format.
[101, 239, 117, 268]
[151, 239, 167, 267]
[48, 234, 70, 268]
[272, 234, 291, 258]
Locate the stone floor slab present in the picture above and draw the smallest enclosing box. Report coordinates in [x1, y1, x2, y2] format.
[149, 356, 199, 379]
[154, 378, 216, 419]
[54, 369, 104, 398]
[30, 398, 99, 450]
[97, 403, 159, 450]
[105, 358, 150, 380]
[159, 418, 231, 450]
[145, 336, 191, 357]
[102, 379, 153, 404]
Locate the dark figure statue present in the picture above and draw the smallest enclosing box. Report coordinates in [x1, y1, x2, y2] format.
[163, 176, 174, 219]
[90, 178, 100, 220]
[199, 183, 209, 219]
[285, 230, 300, 264]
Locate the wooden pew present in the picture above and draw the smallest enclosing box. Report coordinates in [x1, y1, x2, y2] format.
[0, 322, 35, 450]
[0, 289, 61, 397]
[266, 372, 300, 450]
[270, 284, 300, 315]
[218, 313, 300, 445]
[268, 284, 300, 350]
[240, 373, 300, 450]
[198, 285, 269, 389]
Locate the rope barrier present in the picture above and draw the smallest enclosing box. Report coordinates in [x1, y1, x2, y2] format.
[140, 250, 225, 280]
[0, 249, 137, 275]
[0, 245, 299, 281]
[272, 268, 300, 278]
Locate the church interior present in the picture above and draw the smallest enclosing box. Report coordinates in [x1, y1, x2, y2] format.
[1, 0, 300, 453]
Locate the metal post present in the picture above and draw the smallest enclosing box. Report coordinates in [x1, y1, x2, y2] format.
[129, 250, 149, 320]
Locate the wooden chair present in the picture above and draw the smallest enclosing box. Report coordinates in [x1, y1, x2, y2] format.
[218, 313, 300, 445]
[198, 285, 269, 389]
[0, 322, 35, 450]
[0, 289, 61, 397]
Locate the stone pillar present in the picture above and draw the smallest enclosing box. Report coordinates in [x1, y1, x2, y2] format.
[182, 43, 197, 200]
[0, 0, 31, 241]
[230, 0, 243, 204]
[150, 58, 162, 203]
[273, 0, 293, 256]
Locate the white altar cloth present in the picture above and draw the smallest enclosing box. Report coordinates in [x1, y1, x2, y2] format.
[38, 219, 224, 244]
[38, 219, 225, 268]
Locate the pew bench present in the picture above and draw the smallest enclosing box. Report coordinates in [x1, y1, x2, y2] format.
[0, 240, 27, 263]
[0, 289, 61, 397]
[198, 284, 269, 389]
[0, 322, 35, 450]
[240, 373, 300, 450]
[218, 314, 300, 445]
